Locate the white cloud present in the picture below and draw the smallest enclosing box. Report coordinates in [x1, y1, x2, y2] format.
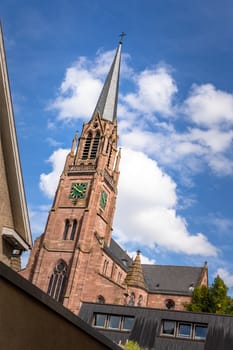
[215, 268, 233, 289]
[123, 66, 177, 116]
[114, 148, 218, 256]
[29, 205, 50, 236]
[50, 63, 102, 120]
[189, 128, 233, 153]
[49, 49, 132, 121]
[39, 148, 69, 198]
[48, 48, 233, 180]
[183, 84, 233, 127]
[38, 146, 217, 257]
[127, 251, 156, 265]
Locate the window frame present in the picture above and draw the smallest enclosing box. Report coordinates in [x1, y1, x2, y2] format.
[160, 319, 208, 342]
[93, 313, 135, 332]
[177, 322, 192, 339]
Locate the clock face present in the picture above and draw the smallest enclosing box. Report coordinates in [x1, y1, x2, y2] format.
[69, 182, 88, 199]
[100, 190, 108, 209]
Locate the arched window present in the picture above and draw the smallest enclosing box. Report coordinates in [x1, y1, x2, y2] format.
[97, 295, 105, 304]
[47, 260, 67, 302]
[111, 263, 115, 278]
[90, 132, 100, 159]
[165, 299, 175, 310]
[63, 219, 71, 240]
[70, 219, 77, 240]
[103, 260, 109, 275]
[128, 292, 135, 306]
[137, 295, 143, 306]
[117, 272, 122, 284]
[82, 132, 92, 159]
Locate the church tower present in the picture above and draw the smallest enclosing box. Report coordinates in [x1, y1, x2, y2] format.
[22, 40, 128, 313]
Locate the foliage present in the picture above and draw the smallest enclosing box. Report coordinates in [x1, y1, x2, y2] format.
[124, 340, 141, 350]
[185, 275, 233, 314]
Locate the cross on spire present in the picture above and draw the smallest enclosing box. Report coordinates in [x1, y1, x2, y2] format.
[119, 32, 126, 44]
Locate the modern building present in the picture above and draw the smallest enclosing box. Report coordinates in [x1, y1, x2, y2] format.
[0, 25, 32, 270]
[79, 301, 233, 350]
[0, 261, 121, 350]
[21, 39, 207, 314]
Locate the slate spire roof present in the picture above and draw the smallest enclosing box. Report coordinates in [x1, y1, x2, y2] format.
[92, 41, 122, 122]
[124, 250, 146, 289]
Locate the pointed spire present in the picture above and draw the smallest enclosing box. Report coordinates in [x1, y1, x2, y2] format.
[92, 41, 122, 122]
[124, 250, 146, 290]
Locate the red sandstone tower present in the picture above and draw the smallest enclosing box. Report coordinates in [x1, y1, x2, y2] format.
[22, 40, 130, 313]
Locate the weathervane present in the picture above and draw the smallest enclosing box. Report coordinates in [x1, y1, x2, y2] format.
[119, 32, 126, 44]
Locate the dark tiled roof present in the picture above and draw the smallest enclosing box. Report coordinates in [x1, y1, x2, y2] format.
[103, 239, 132, 271]
[79, 302, 233, 350]
[142, 264, 203, 294]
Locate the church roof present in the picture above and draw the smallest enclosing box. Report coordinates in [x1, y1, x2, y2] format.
[142, 264, 203, 295]
[103, 239, 132, 271]
[92, 42, 122, 122]
[104, 239, 203, 295]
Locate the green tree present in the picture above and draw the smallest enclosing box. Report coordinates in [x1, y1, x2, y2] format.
[209, 275, 233, 314]
[124, 340, 140, 350]
[185, 276, 233, 315]
[186, 285, 210, 312]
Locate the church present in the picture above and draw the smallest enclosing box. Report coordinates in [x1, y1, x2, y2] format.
[21, 38, 208, 315]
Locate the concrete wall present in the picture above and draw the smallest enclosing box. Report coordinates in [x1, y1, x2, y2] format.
[0, 262, 121, 350]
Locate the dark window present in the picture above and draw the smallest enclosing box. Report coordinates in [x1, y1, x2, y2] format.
[128, 292, 135, 306]
[94, 314, 106, 328]
[178, 323, 192, 338]
[117, 272, 122, 283]
[82, 132, 92, 159]
[162, 320, 176, 336]
[161, 320, 207, 341]
[70, 219, 77, 240]
[103, 260, 109, 275]
[194, 325, 208, 340]
[97, 295, 105, 304]
[122, 317, 135, 331]
[165, 299, 175, 310]
[93, 313, 134, 332]
[90, 132, 100, 159]
[63, 219, 71, 240]
[47, 260, 67, 302]
[108, 315, 121, 329]
[137, 295, 143, 306]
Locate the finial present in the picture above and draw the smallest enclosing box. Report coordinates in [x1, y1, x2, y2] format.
[71, 130, 78, 155]
[119, 32, 126, 44]
[136, 249, 141, 256]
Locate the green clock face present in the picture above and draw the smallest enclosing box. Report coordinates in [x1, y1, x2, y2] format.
[69, 182, 88, 199]
[100, 190, 108, 209]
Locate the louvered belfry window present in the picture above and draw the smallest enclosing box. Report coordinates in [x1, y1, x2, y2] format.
[82, 132, 92, 159]
[82, 131, 100, 159]
[90, 132, 100, 159]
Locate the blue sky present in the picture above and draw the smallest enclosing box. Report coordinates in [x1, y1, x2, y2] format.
[1, 0, 233, 289]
